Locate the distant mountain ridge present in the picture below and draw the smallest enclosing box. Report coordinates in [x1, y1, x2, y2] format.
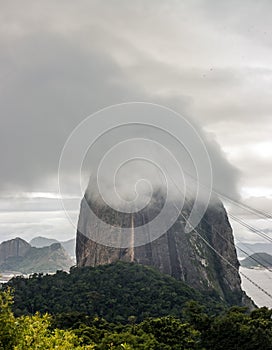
[0, 237, 74, 274]
[236, 242, 272, 258]
[29, 236, 58, 247]
[29, 236, 76, 257]
[240, 252, 272, 269]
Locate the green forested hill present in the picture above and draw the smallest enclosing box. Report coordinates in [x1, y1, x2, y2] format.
[6, 262, 225, 322]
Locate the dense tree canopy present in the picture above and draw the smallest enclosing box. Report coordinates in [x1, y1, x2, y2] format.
[1, 288, 272, 349]
[2, 262, 272, 349]
[6, 262, 224, 322]
[0, 289, 94, 350]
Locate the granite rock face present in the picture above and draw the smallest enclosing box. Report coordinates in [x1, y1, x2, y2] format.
[0, 238, 74, 274]
[76, 194, 248, 306]
[0, 237, 31, 264]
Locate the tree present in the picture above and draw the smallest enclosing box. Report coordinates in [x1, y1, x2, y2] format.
[0, 288, 17, 350]
[203, 307, 272, 350]
[14, 313, 91, 350]
[0, 289, 95, 350]
[138, 316, 201, 349]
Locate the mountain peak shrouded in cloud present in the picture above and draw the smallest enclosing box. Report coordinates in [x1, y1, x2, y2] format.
[0, 0, 271, 248]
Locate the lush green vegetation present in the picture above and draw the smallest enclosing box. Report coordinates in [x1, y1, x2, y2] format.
[5, 262, 225, 322]
[2, 262, 272, 349]
[1, 288, 272, 349]
[0, 289, 94, 349]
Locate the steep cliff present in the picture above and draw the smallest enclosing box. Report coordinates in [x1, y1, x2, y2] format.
[0, 237, 31, 264]
[0, 238, 74, 273]
[76, 194, 249, 306]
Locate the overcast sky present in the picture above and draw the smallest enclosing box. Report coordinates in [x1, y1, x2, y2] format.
[0, 0, 271, 244]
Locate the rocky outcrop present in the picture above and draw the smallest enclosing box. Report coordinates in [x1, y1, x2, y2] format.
[0, 237, 31, 264]
[0, 238, 74, 274]
[30, 236, 76, 258]
[29, 236, 58, 248]
[76, 194, 250, 306]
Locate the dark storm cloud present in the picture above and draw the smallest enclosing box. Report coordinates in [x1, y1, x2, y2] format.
[0, 31, 144, 192]
[0, 0, 271, 205]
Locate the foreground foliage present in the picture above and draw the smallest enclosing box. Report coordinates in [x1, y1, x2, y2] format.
[2, 263, 272, 349]
[0, 289, 94, 349]
[1, 289, 272, 349]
